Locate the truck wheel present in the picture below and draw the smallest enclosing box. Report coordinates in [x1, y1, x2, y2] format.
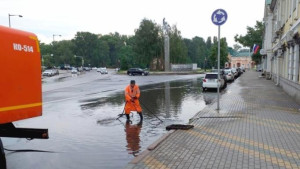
[0, 138, 6, 169]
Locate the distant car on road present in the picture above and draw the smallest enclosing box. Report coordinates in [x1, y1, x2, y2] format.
[71, 68, 78, 74]
[42, 69, 55, 77]
[97, 67, 108, 74]
[202, 72, 226, 91]
[83, 67, 91, 71]
[127, 68, 149, 76]
[53, 69, 59, 75]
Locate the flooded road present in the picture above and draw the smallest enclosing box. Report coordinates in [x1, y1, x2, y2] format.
[3, 73, 219, 169]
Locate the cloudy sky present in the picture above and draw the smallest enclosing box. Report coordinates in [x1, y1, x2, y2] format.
[1, 0, 265, 47]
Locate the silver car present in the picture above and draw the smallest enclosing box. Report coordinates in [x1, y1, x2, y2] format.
[42, 69, 54, 77]
[224, 69, 234, 81]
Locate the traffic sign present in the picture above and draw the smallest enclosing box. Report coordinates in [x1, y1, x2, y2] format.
[211, 9, 228, 26]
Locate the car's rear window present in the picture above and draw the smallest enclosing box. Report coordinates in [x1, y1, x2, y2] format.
[205, 74, 217, 79]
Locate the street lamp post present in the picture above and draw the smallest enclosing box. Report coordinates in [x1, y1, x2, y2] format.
[8, 14, 23, 27]
[53, 34, 62, 42]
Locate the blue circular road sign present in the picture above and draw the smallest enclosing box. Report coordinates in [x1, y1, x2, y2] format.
[211, 9, 228, 26]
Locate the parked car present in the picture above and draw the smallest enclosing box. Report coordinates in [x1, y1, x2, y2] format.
[230, 68, 238, 78]
[71, 68, 78, 74]
[97, 67, 108, 74]
[60, 64, 71, 70]
[224, 69, 234, 82]
[42, 69, 55, 77]
[240, 67, 245, 72]
[83, 67, 91, 71]
[211, 69, 226, 81]
[53, 69, 59, 75]
[237, 67, 243, 76]
[202, 72, 226, 91]
[127, 68, 149, 76]
[256, 65, 263, 72]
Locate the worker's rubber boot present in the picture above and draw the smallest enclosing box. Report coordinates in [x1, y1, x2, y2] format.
[126, 114, 130, 121]
[138, 112, 143, 121]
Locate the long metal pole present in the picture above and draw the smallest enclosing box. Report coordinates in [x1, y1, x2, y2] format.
[217, 25, 220, 110]
[8, 14, 11, 27]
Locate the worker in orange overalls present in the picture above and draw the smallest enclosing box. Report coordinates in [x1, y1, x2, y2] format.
[124, 80, 143, 121]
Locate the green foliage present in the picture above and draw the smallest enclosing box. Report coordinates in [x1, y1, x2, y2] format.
[234, 21, 264, 63]
[209, 37, 228, 68]
[169, 25, 188, 64]
[39, 18, 230, 70]
[134, 19, 162, 68]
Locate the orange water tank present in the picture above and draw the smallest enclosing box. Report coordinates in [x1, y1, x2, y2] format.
[0, 25, 42, 124]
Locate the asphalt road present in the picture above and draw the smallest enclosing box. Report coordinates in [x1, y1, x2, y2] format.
[3, 69, 208, 169]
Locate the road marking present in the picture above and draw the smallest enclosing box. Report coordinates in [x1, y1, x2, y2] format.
[195, 125, 300, 160]
[143, 156, 170, 169]
[0, 102, 42, 112]
[246, 117, 300, 134]
[187, 130, 297, 168]
[250, 116, 300, 129]
[246, 102, 300, 113]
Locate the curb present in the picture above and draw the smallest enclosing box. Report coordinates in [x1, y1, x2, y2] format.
[129, 130, 175, 164]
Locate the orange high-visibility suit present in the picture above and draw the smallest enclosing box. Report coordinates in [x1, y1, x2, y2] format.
[124, 85, 142, 114]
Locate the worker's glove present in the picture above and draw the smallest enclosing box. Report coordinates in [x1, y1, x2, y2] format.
[131, 98, 135, 102]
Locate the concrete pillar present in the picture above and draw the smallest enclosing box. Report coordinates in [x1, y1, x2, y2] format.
[164, 36, 170, 71]
[293, 44, 299, 82]
[289, 46, 294, 80]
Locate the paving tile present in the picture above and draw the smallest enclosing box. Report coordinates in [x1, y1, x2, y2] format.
[126, 71, 300, 169]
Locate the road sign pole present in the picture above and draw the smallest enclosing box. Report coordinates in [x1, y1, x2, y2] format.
[211, 8, 227, 111]
[217, 25, 220, 110]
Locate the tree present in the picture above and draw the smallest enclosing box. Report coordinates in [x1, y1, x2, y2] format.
[234, 21, 264, 63]
[233, 44, 242, 51]
[40, 42, 54, 67]
[209, 37, 228, 68]
[55, 40, 75, 66]
[134, 18, 162, 68]
[72, 32, 98, 66]
[169, 25, 188, 64]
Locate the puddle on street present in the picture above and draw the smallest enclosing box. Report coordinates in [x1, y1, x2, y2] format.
[3, 77, 220, 169]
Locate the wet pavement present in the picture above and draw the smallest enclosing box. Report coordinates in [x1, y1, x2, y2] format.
[2, 71, 217, 169]
[126, 71, 300, 169]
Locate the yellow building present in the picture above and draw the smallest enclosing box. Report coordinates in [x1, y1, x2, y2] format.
[263, 0, 300, 103]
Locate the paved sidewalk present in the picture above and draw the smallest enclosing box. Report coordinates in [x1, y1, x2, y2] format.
[126, 71, 300, 169]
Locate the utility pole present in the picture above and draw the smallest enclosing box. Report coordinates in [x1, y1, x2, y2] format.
[163, 18, 171, 72]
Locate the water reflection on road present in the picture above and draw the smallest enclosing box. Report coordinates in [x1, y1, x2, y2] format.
[4, 77, 219, 169]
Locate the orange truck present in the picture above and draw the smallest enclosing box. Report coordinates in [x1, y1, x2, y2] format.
[0, 25, 48, 169]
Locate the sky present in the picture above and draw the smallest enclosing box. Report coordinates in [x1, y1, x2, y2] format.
[0, 0, 265, 47]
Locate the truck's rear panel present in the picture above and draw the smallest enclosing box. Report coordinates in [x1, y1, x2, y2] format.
[0, 25, 42, 124]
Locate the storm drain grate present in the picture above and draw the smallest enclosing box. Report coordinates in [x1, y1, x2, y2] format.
[166, 124, 194, 131]
[198, 116, 243, 118]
